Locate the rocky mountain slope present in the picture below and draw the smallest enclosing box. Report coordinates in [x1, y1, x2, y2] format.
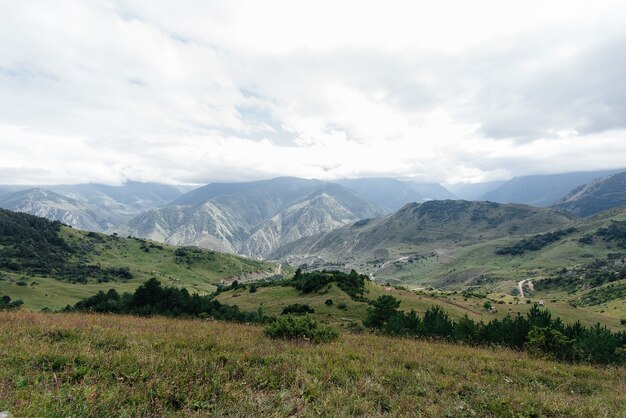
[0, 188, 117, 231]
[0, 182, 186, 231]
[270, 199, 576, 267]
[551, 171, 626, 217]
[479, 169, 624, 207]
[113, 178, 387, 258]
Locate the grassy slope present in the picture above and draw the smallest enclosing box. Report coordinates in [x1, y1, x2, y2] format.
[368, 207, 626, 286]
[216, 281, 625, 331]
[0, 227, 280, 310]
[1, 311, 624, 417]
[342, 207, 626, 326]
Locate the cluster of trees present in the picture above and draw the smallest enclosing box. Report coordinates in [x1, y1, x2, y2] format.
[536, 254, 626, 305]
[0, 294, 23, 310]
[290, 269, 367, 300]
[578, 283, 626, 307]
[281, 303, 315, 315]
[66, 278, 264, 322]
[495, 227, 577, 255]
[364, 295, 626, 364]
[0, 209, 133, 282]
[597, 221, 626, 248]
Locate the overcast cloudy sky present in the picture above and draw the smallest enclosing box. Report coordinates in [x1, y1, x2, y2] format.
[1, 1, 626, 185]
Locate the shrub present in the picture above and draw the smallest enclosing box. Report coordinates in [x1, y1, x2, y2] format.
[249, 284, 257, 293]
[281, 303, 315, 315]
[325, 299, 333, 306]
[525, 327, 573, 361]
[264, 315, 339, 343]
[364, 295, 401, 329]
[337, 302, 347, 310]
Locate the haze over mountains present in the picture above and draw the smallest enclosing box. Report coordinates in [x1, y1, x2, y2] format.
[551, 171, 626, 217]
[1, 169, 626, 261]
[0, 182, 186, 231]
[334, 178, 455, 211]
[478, 169, 625, 207]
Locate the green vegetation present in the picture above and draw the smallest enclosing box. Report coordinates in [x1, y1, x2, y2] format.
[597, 220, 626, 248]
[536, 253, 626, 307]
[291, 269, 367, 300]
[264, 314, 339, 343]
[365, 295, 626, 364]
[281, 303, 315, 315]
[1, 311, 625, 416]
[0, 209, 280, 310]
[66, 278, 263, 323]
[0, 294, 22, 310]
[0, 209, 133, 282]
[495, 227, 577, 255]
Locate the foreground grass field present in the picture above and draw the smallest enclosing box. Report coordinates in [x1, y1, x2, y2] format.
[1, 312, 625, 417]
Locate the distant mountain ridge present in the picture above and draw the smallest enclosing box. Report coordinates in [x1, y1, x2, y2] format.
[113, 177, 388, 258]
[0, 182, 186, 231]
[335, 178, 456, 211]
[479, 169, 625, 207]
[551, 171, 626, 217]
[446, 181, 505, 201]
[270, 199, 576, 265]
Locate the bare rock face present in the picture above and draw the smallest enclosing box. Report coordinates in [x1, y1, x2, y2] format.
[0, 182, 185, 232]
[113, 178, 387, 258]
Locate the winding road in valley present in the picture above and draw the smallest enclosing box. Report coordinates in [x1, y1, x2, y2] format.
[517, 279, 534, 298]
[370, 256, 410, 280]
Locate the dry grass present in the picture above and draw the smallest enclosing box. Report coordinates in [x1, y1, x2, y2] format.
[1, 311, 625, 417]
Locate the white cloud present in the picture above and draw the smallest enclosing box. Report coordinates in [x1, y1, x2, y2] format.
[0, 0, 625, 185]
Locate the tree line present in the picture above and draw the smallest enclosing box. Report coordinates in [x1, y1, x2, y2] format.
[495, 227, 576, 255]
[364, 294, 626, 364]
[0, 209, 133, 282]
[65, 277, 264, 323]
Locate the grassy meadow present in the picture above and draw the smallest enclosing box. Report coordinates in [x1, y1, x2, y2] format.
[1, 311, 625, 417]
[0, 226, 280, 311]
[216, 281, 626, 331]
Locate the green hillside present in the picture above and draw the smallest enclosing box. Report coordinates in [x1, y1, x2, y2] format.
[0, 209, 282, 310]
[271, 200, 576, 272]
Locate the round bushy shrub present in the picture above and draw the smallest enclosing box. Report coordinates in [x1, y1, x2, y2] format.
[264, 315, 339, 343]
[281, 303, 315, 315]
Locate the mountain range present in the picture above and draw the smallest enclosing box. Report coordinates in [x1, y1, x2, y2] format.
[478, 169, 625, 207]
[334, 178, 455, 211]
[0, 182, 187, 231]
[551, 171, 626, 217]
[270, 199, 576, 266]
[112, 178, 387, 257]
[2, 169, 626, 261]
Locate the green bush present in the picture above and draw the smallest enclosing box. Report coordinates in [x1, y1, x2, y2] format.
[325, 299, 333, 306]
[281, 303, 315, 315]
[337, 302, 347, 310]
[364, 294, 401, 329]
[525, 327, 573, 361]
[264, 315, 339, 343]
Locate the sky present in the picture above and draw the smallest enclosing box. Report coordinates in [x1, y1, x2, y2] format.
[1, 0, 626, 186]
